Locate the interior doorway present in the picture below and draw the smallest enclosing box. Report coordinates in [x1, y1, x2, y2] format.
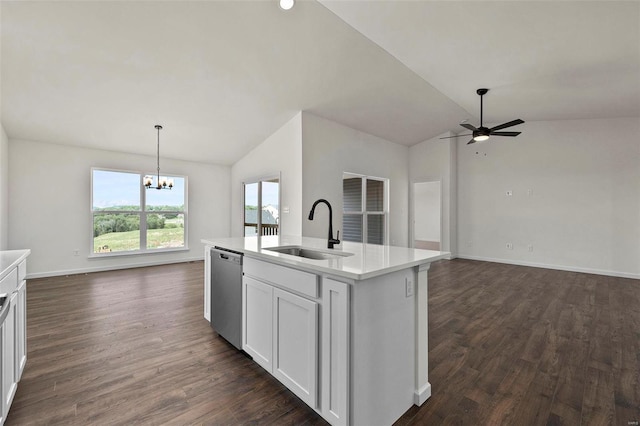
[412, 181, 441, 250]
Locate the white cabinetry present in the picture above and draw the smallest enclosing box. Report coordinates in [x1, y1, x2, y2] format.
[203, 246, 211, 321]
[321, 278, 349, 426]
[1, 293, 16, 418]
[242, 258, 319, 409]
[272, 287, 317, 407]
[0, 255, 27, 425]
[16, 281, 26, 380]
[242, 276, 273, 371]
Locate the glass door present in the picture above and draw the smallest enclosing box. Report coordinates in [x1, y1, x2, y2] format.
[244, 177, 280, 236]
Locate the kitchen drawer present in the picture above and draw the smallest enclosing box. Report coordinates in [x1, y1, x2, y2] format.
[18, 260, 27, 282]
[0, 268, 17, 294]
[244, 257, 318, 298]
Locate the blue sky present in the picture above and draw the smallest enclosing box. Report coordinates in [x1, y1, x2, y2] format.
[244, 181, 279, 208]
[93, 170, 185, 209]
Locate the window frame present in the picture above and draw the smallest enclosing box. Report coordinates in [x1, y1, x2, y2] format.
[342, 173, 389, 245]
[89, 167, 189, 257]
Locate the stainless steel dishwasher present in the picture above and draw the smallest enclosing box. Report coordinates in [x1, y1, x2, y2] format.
[210, 247, 243, 350]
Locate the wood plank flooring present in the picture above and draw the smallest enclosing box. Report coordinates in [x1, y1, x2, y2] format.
[6, 259, 640, 425]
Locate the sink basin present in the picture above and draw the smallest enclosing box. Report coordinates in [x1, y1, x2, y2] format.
[265, 246, 354, 260]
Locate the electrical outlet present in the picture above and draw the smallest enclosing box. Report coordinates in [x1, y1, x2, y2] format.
[405, 278, 414, 298]
[73, 249, 80, 256]
[528, 245, 533, 252]
[506, 243, 513, 250]
[527, 189, 533, 196]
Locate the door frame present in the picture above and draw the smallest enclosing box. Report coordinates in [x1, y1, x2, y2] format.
[242, 173, 281, 237]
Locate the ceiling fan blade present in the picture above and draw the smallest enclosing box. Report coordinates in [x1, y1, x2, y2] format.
[466, 139, 476, 145]
[460, 123, 477, 131]
[490, 131, 521, 137]
[489, 119, 524, 132]
[439, 134, 472, 139]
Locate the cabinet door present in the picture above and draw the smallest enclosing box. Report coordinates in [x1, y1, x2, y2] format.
[242, 276, 273, 372]
[322, 278, 350, 426]
[272, 288, 318, 408]
[16, 281, 27, 380]
[2, 293, 16, 416]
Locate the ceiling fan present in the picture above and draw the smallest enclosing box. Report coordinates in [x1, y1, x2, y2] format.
[441, 88, 524, 145]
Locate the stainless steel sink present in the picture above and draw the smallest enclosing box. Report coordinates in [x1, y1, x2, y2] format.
[265, 246, 354, 260]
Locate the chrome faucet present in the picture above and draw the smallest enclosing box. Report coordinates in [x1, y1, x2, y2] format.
[308, 199, 340, 249]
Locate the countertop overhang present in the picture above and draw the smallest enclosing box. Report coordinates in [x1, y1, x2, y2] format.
[201, 236, 448, 280]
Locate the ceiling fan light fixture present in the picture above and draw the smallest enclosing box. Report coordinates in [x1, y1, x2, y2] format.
[279, 0, 295, 10]
[444, 88, 524, 145]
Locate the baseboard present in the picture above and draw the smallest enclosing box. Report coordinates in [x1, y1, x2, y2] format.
[414, 382, 432, 406]
[455, 254, 639, 280]
[26, 256, 204, 279]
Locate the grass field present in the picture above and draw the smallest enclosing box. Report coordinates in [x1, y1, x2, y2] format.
[94, 228, 184, 253]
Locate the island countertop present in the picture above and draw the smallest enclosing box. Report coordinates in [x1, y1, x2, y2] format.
[0, 249, 31, 281]
[201, 236, 448, 280]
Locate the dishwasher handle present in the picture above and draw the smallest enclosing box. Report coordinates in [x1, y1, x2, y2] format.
[211, 247, 243, 265]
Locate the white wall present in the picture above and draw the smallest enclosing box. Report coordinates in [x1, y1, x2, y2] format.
[413, 181, 441, 242]
[9, 139, 230, 277]
[409, 133, 456, 254]
[0, 124, 8, 250]
[457, 117, 640, 278]
[301, 113, 409, 247]
[231, 113, 303, 237]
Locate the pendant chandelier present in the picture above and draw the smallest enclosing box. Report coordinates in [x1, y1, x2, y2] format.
[145, 125, 173, 190]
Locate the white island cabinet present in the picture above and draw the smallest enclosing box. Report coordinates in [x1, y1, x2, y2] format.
[202, 236, 447, 426]
[0, 249, 30, 425]
[243, 257, 320, 408]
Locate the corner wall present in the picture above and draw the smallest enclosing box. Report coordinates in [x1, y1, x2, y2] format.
[230, 113, 303, 237]
[301, 113, 409, 247]
[9, 139, 231, 277]
[457, 117, 640, 278]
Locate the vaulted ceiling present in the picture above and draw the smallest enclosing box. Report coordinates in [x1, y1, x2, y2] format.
[2, 1, 638, 165]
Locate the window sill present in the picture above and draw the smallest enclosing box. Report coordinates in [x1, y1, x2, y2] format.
[88, 247, 190, 259]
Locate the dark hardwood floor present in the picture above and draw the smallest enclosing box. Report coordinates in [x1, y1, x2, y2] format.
[6, 259, 639, 425]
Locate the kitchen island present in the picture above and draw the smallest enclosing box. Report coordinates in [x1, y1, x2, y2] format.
[201, 236, 447, 426]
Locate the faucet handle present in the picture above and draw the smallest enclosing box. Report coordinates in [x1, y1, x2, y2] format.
[328, 230, 341, 249]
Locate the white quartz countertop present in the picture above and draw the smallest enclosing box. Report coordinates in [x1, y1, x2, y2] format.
[0, 250, 31, 281]
[201, 236, 448, 280]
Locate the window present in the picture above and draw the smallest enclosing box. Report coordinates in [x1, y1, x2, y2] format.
[244, 177, 280, 236]
[91, 168, 187, 255]
[342, 173, 388, 245]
